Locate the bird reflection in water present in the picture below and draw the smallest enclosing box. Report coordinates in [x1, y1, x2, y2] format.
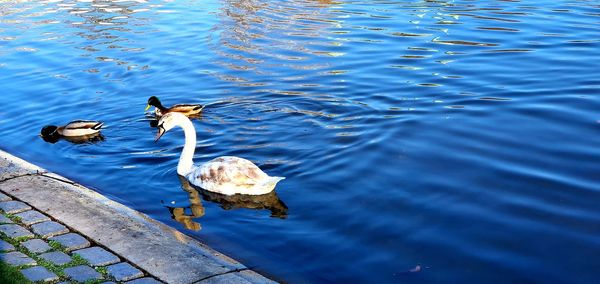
[166, 176, 288, 231]
[147, 112, 203, 129]
[41, 133, 105, 144]
[164, 176, 206, 231]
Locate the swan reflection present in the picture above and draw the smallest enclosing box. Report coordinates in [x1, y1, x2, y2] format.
[167, 176, 288, 231]
[165, 179, 205, 231]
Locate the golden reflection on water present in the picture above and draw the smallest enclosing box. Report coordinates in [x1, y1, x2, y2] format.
[209, 0, 340, 85]
[169, 176, 288, 231]
[167, 177, 206, 231]
[0, 0, 548, 116]
[0, 0, 153, 73]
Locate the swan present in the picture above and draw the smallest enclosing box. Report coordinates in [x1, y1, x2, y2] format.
[145, 96, 204, 118]
[155, 112, 284, 195]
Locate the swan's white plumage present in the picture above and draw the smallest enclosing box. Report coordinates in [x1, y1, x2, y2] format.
[157, 113, 284, 196]
[187, 156, 284, 196]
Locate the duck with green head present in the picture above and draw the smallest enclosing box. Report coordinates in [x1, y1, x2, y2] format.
[40, 120, 104, 143]
[145, 96, 203, 118]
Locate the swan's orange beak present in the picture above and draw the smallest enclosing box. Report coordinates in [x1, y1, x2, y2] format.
[155, 125, 165, 142]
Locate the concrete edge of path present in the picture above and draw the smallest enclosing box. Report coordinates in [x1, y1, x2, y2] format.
[0, 149, 277, 284]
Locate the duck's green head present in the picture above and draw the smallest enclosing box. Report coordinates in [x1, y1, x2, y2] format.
[40, 125, 58, 138]
[146, 96, 163, 111]
[40, 125, 60, 143]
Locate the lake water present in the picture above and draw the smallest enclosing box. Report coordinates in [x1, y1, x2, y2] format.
[1, 0, 599, 283]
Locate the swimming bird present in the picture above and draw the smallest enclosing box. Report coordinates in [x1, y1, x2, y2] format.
[155, 112, 284, 195]
[40, 120, 103, 139]
[145, 96, 203, 118]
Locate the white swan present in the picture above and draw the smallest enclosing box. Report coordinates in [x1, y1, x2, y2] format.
[155, 112, 285, 196]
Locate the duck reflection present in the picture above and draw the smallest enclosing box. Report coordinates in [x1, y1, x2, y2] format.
[167, 176, 288, 231]
[147, 113, 205, 128]
[41, 133, 105, 144]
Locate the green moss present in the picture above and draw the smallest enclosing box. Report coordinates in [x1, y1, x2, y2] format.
[0, 233, 18, 247]
[83, 278, 107, 284]
[0, 261, 30, 284]
[0, 227, 90, 282]
[4, 213, 22, 223]
[48, 240, 66, 252]
[29, 255, 64, 277]
[68, 254, 89, 267]
[94, 266, 108, 274]
[23, 249, 89, 280]
[13, 236, 32, 243]
[0, 213, 15, 224]
[0, 212, 108, 283]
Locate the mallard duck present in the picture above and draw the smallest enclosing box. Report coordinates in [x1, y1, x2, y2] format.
[145, 96, 203, 118]
[155, 112, 284, 195]
[40, 120, 103, 138]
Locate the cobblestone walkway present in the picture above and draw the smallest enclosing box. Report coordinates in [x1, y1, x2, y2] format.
[0, 150, 275, 284]
[0, 191, 161, 283]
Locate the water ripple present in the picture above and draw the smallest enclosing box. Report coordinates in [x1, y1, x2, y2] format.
[1, 0, 599, 283]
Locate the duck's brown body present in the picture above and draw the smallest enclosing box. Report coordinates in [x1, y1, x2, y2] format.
[146, 96, 203, 118]
[155, 104, 203, 117]
[57, 120, 104, 136]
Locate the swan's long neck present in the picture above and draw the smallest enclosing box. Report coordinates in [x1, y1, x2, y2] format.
[177, 117, 196, 176]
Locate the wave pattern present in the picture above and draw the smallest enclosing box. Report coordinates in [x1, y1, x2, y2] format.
[1, 0, 599, 283]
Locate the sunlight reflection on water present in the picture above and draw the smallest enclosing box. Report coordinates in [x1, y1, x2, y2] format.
[1, 0, 599, 283]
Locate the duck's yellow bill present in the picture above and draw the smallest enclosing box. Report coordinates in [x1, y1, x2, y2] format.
[144, 104, 151, 111]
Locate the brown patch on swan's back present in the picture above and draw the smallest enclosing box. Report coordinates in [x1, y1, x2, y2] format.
[198, 172, 209, 182]
[247, 168, 260, 179]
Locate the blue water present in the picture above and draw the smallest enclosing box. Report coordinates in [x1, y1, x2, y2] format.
[1, 0, 599, 283]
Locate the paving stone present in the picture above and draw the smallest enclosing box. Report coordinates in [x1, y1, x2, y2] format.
[64, 265, 102, 282]
[0, 192, 11, 202]
[40, 251, 72, 266]
[125, 278, 162, 284]
[197, 272, 256, 284]
[22, 238, 51, 253]
[1, 152, 268, 284]
[73, 246, 119, 266]
[0, 224, 34, 238]
[15, 210, 50, 225]
[0, 200, 31, 214]
[0, 214, 13, 224]
[21, 266, 59, 282]
[0, 251, 36, 266]
[195, 270, 275, 284]
[31, 221, 69, 238]
[106, 262, 144, 282]
[49, 232, 90, 252]
[0, 155, 43, 180]
[0, 239, 15, 252]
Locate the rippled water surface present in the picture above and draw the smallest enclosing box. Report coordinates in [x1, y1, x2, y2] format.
[1, 0, 599, 282]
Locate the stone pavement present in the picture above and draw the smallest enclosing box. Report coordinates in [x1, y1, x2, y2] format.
[0, 203, 147, 282]
[0, 150, 277, 284]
